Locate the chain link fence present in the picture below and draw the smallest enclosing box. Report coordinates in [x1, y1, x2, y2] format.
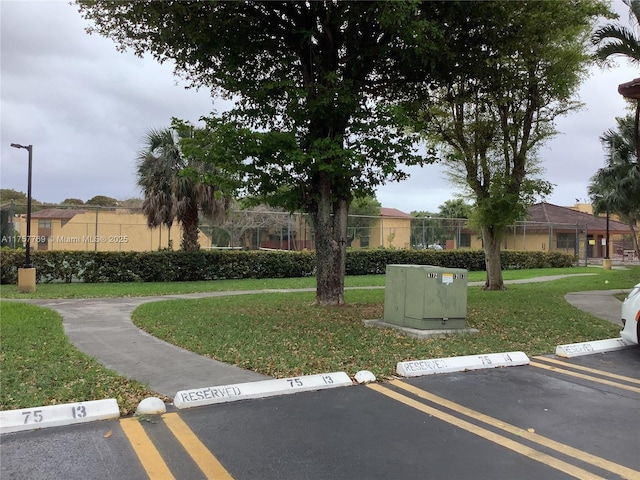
[1, 203, 637, 263]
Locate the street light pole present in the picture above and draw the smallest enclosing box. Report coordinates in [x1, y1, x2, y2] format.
[10, 143, 33, 268]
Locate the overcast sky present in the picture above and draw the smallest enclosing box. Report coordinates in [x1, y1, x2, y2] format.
[1, 1, 638, 214]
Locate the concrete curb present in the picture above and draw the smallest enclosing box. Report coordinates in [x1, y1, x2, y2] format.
[174, 372, 353, 409]
[0, 399, 119, 435]
[556, 338, 636, 357]
[396, 351, 530, 378]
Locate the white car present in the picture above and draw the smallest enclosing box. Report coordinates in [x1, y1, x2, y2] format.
[621, 283, 640, 344]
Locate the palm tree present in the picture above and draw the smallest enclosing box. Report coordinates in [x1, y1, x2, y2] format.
[136, 128, 228, 251]
[592, 0, 640, 66]
[592, 0, 640, 159]
[591, 2, 640, 258]
[588, 116, 640, 259]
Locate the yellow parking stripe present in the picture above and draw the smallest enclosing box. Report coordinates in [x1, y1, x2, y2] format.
[120, 417, 176, 480]
[163, 413, 234, 480]
[533, 356, 640, 385]
[368, 383, 606, 480]
[380, 380, 640, 480]
[530, 361, 640, 394]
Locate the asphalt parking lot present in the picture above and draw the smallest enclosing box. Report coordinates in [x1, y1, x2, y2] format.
[2, 348, 639, 480]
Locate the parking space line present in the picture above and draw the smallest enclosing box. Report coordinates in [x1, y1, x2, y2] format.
[368, 382, 607, 480]
[120, 417, 176, 480]
[533, 356, 640, 385]
[162, 413, 234, 480]
[530, 361, 640, 394]
[371, 380, 640, 480]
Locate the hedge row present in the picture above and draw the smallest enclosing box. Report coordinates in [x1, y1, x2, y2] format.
[0, 248, 574, 284]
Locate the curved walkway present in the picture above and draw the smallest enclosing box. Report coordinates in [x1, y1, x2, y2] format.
[564, 290, 626, 326]
[23, 274, 624, 397]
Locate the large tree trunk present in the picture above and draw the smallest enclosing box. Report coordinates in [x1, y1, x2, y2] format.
[482, 226, 505, 290]
[310, 175, 348, 306]
[181, 204, 201, 251]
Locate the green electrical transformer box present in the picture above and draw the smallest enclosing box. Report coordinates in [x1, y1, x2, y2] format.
[383, 264, 468, 330]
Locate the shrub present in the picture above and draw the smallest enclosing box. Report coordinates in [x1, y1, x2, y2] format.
[0, 248, 574, 284]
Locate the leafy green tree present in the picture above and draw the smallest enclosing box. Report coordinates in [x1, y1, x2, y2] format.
[409, 0, 607, 289]
[0, 189, 27, 204]
[588, 115, 640, 258]
[136, 128, 229, 251]
[347, 196, 381, 247]
[118, 197, 144, 209]
[438, 199, 472, 220]
[203, 203, 289, 249]
[61, 198, 85, 205]
[86, 195, 119, 207]
[0, 189, 45, 214]
[78, 1, 446, 304]
[410, 211, 437, 249]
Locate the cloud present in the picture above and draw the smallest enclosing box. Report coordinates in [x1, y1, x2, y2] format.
[1, 0, 215, 203]
[1, 0, 637, 214]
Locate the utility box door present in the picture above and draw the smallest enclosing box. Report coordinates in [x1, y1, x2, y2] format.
[384, 264, 468, 330]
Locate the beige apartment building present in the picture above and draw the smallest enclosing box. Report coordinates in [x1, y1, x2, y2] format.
[9, 208, 210, 252]
[5, 202, 634, 260]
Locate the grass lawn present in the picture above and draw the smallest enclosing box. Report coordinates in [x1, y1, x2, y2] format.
[0, 302, 161, 415]
[0, 266, 600, 299]
[1, 266, 637, 412]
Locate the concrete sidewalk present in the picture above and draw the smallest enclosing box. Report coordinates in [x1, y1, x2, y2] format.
[564, 290, 626, 325]
[24, 274, 625, 398]
[28, 294, 272, 397]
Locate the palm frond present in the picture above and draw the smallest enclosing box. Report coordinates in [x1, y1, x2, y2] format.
[624, 0, 640, 30]
[589, 114, 640, 219]
[592, 1, 640, 65]
[593, 27, 640, 63]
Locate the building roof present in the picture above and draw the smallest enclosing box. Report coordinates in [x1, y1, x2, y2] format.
[380, 207, 412, 218]
[29, 208, 86, 220]
[526, 203, 628, 233]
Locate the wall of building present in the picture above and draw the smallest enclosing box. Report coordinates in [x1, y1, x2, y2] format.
[369, 217, 412, 249]
[12, 211, 210, 252]
[10, 205, 628, 257]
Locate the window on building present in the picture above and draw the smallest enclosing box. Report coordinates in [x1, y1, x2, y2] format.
[557, 233, 576, 249]
[360, 236, 370, 248]
[459, 233, 471, 248]
[38, 219, 51, 228]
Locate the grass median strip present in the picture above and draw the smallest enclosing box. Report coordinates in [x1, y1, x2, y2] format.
[132, 270, 631, 380]
[1, 266, 636, 411]
[0, 267, 601, 299]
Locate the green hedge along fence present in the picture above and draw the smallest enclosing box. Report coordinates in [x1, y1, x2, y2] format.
[0, 248, 574, 284]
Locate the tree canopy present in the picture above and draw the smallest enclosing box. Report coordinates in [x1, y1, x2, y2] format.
[407, 0, 608, 289]
[78, 1, 447, 304]
[61, 198, 85, 205]
[347, 196, 381, 246]
[86, 195, 119, 207]
[438, 199, 472, 220]
[77, 0, 610, 298]
[136, 127, 229, 251]
[592, 0, 640, 66]
[0, 189, 29, 205]
[589, 115, 640, 257]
